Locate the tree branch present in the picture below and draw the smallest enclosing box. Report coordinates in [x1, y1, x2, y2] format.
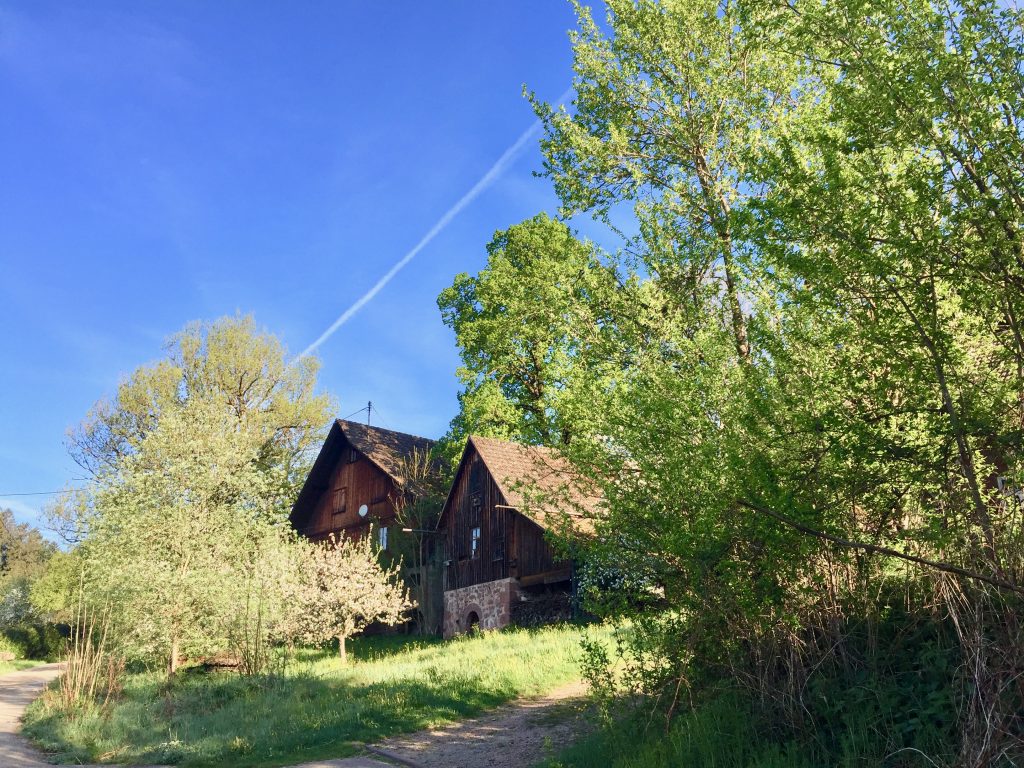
[737, 499, 1023, 596]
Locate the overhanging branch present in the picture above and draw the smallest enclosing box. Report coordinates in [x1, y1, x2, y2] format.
[738, 499, 1024, 596]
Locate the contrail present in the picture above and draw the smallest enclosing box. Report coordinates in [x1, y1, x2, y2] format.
[297, 89, 573, 360]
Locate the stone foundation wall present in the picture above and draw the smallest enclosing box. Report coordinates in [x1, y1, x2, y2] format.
[442, 578, 519, 638]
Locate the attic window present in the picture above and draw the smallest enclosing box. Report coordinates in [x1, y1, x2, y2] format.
[470, 457, 484, 493]
[333, 487, 347, 515]
[470, 527, 481, 559]
[348, 448, 359, 463]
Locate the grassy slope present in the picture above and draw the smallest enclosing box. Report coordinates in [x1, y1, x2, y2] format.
[544, 700, 955, 768]
[542, 692, 822, 768]
[0, 659, 50, 674]
[24, 624, 601, 767]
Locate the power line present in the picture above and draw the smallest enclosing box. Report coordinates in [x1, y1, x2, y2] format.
[341, 405, 369, 421]
[0, 488, 86, 497]
[366, 403, 394, 431]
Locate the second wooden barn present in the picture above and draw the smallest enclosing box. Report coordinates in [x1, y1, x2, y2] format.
[437, 435, 599, 637]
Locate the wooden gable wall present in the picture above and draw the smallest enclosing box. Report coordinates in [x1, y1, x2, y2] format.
[442, 443, 566, 592]
[299, 435, 398, 541]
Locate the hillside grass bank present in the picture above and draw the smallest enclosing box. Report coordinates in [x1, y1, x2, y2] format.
[24, 623, 603, 767]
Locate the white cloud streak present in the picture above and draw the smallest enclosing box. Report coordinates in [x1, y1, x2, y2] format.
[297, 89, 572, 360]
[0, 497, 44, 525]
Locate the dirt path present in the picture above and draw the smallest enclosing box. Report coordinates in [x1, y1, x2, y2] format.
[0, 663, 66, 767]
[4, 664, 592, 768]
[359, 680, 595, 768]
[0, 664, 169, 768]
[289, 681, 594, 768]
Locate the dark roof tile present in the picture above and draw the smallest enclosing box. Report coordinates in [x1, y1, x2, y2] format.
[337, 419, 435, 484]
[468, 435, 601, 534]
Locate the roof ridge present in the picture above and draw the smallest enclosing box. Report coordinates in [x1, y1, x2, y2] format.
[336, 418, 435, 442]
[469, 433, 554, 450]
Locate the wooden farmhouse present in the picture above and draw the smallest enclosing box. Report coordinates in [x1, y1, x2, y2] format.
[289, 419, 445, 631]
[290, 419, 435, 544]
[438, 435, 599, 638]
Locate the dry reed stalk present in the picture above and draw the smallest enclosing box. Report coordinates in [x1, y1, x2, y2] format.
[57, 586, 121, 714]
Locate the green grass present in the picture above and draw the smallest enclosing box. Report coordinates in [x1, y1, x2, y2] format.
[540, 691, 822, 768]
[543, 607, 975, 768]
[542, 692, 960, 768]
[24, 624, 603, 767]
[542, 674, 960, 768]
[0, 658, 50, 674]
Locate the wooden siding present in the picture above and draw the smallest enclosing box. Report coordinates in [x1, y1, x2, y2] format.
[514, 515, 561, 579]
[300, 436, 398, 541]
[442, 446, 565, 591]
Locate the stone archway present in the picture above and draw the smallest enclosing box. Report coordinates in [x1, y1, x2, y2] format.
[442, 579, 520, 638]
[463, 602, 483, 632]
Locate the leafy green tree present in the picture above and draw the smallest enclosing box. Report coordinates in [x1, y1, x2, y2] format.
[749, 1, 1024, 755]
[530, 0, 799, 362]
[61, 315, 333, 534]
[437, 213, 620, 458]
[0, 510, 61, 657]
[29, 550, 81, 622]
[436, 0, 1024, 758]
[57, 316, 332, 676]
[0, 508, 56, 587]
[85, 399, 294, 675]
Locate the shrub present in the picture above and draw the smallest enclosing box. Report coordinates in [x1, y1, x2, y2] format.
[0, 623, 66, 661]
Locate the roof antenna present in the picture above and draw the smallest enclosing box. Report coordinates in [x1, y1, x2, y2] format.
[367, 401, 372, 426]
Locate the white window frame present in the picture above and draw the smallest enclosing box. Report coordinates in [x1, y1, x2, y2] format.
[470, 526, 481, 559]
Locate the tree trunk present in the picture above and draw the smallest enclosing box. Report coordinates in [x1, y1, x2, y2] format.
[338, 634, 347, 664]
[168, 636, 180, 678]
[692, 147, 750, 361]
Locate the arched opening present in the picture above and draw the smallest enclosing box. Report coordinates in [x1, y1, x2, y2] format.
[466, 610, 481, 632]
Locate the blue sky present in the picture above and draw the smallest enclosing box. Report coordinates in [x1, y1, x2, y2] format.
[0, 2, 608, 528]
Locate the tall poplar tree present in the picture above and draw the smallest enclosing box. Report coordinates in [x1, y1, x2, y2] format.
[442, 0, 1023, 758]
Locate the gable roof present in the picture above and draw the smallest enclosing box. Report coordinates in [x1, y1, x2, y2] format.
[290, 419, 435, 525]
[338, 419, 435, 484]
[441, 435, 601, 534]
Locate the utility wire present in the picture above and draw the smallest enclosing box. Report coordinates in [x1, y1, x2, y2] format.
[340, 406, 369, 421]
[0, 488, 86, 497]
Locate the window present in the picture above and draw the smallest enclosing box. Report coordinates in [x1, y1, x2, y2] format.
[470, 492, 482, 524]
[470, 527, 481, 559]
[469, 458, 484, 494]
[333, 487, 347, 515]
[379, 526, 389, 551]
[348, 448, 359, 463]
